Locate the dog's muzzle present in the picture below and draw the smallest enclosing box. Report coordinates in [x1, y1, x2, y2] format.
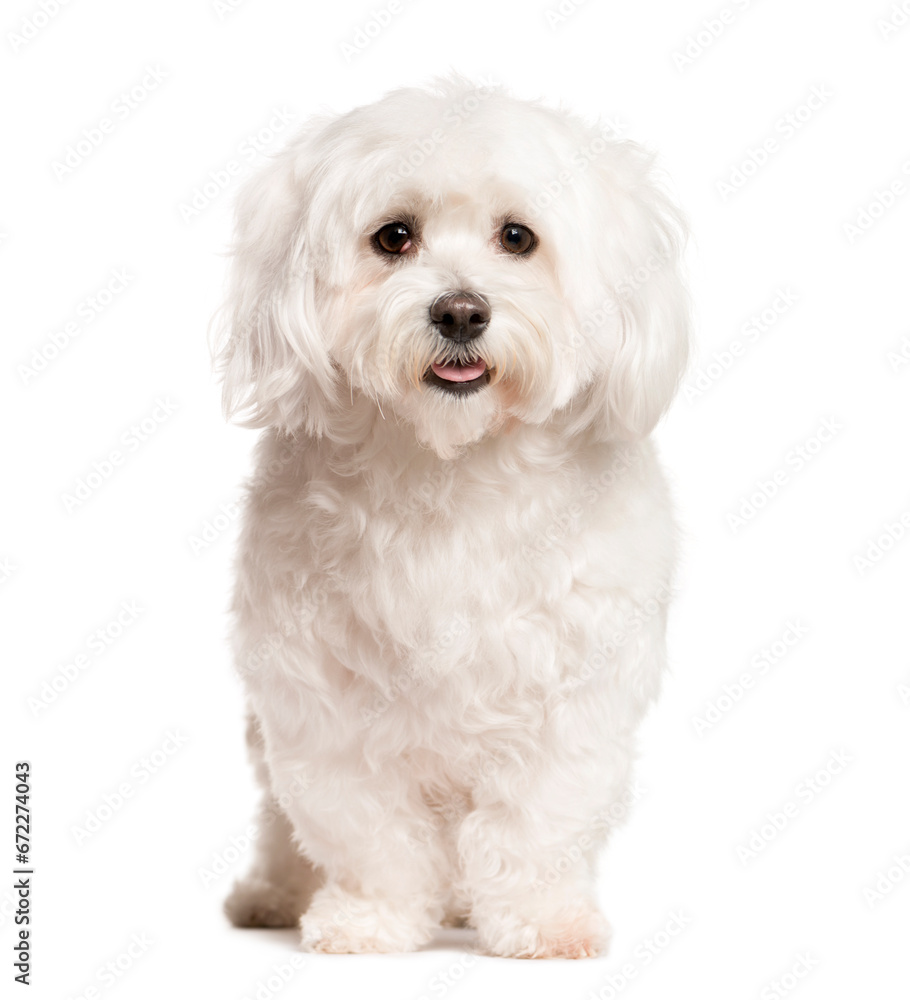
[424, 291, 492, 394]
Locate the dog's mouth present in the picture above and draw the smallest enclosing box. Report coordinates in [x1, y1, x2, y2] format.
[424, 357, 491, 394]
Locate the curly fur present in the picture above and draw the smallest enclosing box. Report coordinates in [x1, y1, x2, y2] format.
[216, 76, 689, 959]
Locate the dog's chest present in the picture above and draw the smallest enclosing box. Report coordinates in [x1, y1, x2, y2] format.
[244, 434, 663, 700]
[285, 455, 620, 681]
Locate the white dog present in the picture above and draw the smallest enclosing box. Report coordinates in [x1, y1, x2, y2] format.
[216, 77, 689, 959]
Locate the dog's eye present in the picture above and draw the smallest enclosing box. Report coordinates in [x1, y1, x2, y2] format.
[374, 222, 413, 255]
[499, 224, 536, 255]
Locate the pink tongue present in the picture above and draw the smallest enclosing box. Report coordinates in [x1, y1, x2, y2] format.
[430, 359, 487, 382]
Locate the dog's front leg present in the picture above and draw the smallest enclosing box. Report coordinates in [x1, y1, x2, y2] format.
[259, 714, 448, 954]
[458, 711, 639, 959]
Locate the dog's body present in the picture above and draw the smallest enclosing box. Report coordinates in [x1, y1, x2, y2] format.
[218, 79, 689, 959]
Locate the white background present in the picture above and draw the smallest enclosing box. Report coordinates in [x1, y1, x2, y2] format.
[3, 0, 909, 997]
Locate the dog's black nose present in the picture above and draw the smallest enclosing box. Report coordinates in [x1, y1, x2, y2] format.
[430, 292, 491, 342]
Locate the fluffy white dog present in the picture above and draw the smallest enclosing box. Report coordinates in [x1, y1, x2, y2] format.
[217, 77, 689, 959]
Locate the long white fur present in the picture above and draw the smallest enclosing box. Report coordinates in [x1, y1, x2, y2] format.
[216, 77, 690, 959]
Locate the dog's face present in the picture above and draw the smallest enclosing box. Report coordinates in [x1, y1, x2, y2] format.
[216, 80, 689, 457]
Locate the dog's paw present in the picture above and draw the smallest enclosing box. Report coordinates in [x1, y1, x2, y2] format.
[224, 876, 302, 928]
[299, 884, 435, 954]
[479, 905, 611, 959]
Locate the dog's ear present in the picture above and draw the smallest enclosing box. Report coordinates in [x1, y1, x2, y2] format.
[212, 132, 337, 435]
[570, 140, 691, 441]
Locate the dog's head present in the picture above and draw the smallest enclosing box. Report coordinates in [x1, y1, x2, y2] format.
[215, 78, 689, 457]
